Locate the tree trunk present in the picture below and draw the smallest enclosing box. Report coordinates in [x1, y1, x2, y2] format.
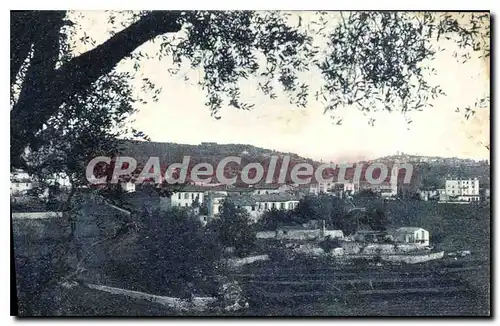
[11, 11, 184, 166]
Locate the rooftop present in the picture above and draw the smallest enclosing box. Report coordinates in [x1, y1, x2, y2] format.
[253, 193, 299, 202]
[170, 184, 206, 192]
[227, 195, 257, 206]
[251, 183, 284, 190]
[395, 227, 426, 233]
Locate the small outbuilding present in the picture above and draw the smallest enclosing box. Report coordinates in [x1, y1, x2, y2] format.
[393, 227, 430, 246]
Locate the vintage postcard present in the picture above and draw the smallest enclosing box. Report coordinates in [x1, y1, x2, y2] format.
[11, 10, 490, 316]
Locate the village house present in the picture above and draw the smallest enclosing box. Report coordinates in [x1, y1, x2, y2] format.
[437, 188, 446, 201]
[308, 181, 359, 197]
[229, 195, 260, 222]
[392, 227, 430, 246]
[10, 169, 33, 196]
[206, 192, 300, 221]
[205, 192, 226, 216]
[443, 178, 480, 203]
[308, 181, 335, 195]
[170, 185, 205, 208]
[253, 193, 299, 212]
[417, 188, 439, 201]
[11, 169, 71, 198]
[354, 230, 390, 243]
[120, 181, 136, 193]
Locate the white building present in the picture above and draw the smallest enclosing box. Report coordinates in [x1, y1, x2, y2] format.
[11, 169, 74, 197]
[207, 193, 300, 222]
[170, 186, 205, 208]
[10, 170, 33, 196]
[206, 193, 228, 216]
[393, 227, 430, 246]
[253, 193, 299, 213]
[121, 181, 136, 193]
[418, 188, 439, 201]
[308, 181, 334, 195]
[309, 181, 359, 196]
[445, 178, 480, 202]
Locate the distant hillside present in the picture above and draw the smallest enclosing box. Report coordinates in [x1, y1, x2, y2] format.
[372, 153, 489, 166]
[118, 140, 318, 166]
[371, 154, 490, 188]
[116, 140, 320, 184]
[115, 140, 490, 188]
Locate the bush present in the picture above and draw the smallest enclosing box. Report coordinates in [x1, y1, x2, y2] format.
[102, 208, 222, 297]
[318, 236, 341, 252]
[256, 208, 294, 231]
[208, 201, 256, 258]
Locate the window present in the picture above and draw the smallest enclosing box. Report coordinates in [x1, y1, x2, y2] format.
[264, 203, 268, 210]
[184, 193, 190, 199]
[272, 203, 276, 209]
[280, 202, 285, 209]
[251, 205, 255, 211]
[421, 230, 425, 239]
[178, 193, 181, 200]
[192, 193, 195, 199]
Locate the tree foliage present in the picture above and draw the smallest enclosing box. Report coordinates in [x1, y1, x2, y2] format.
[10, 11, 490, 166]
[295, 194, 345, 228]
[209, 201, 256, 257]
[258, 207, 296, 230]
[104, 208, 222, 297]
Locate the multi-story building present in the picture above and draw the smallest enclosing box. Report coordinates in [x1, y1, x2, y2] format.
[444, 178, 480, 202]
[308, 181, 334, 195]
[206, 192, 300, 222]
[309, 181, 358, 196]
[170, 185, 205, 208]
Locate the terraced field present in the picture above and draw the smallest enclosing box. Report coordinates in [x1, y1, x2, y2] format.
[231, 258, 490, 316]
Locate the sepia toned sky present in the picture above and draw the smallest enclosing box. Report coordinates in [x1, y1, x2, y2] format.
[70, 11, 490, 163]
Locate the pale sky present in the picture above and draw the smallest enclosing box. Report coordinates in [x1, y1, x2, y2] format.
[70, 11, 490, 162]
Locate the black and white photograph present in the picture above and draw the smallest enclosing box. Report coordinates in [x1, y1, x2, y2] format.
[9, 8, 491, 317]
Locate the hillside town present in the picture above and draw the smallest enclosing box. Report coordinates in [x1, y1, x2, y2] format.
[11, 151, 490, 261]
[11, 151, 490, 315]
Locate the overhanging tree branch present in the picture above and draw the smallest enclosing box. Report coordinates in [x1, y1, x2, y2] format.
[11, 11, 183, 165]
